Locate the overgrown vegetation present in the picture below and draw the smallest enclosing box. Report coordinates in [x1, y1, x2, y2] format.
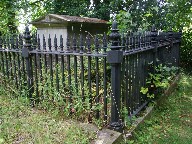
[0, 54, 110, 128]
[31, 59, 110, 128]
[0, 77, 97, 143]
[0, 0, 192, 142]
[1, 0, 191, 65]
[122, 70, 192, 144]
[180, 28, 192, 65]
[140, 64, 178, 99]
[0, 0, 191, 64]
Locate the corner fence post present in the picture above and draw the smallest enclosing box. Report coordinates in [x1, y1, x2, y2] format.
[107, 21, 123, 132]
[22, 26, 34, 106]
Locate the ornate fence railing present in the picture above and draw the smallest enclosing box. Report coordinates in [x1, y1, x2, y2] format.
[0, 21, 181, 132]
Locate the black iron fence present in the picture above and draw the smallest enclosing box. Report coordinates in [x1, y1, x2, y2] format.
[0, 21, 181, 132]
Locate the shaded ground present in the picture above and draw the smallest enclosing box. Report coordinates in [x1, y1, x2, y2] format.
[124, 70, 192, 144]
[0, 88, 96, 144]
[0, 70, 192, 144]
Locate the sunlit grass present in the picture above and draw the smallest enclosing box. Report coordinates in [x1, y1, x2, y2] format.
[124, 70, 192, 144]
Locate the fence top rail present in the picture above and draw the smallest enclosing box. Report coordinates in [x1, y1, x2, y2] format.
[0, 29, 182, 56]
[0, 39, 179, 58]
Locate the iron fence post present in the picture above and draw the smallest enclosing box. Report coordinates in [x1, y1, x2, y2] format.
[22, 26, 34, 106]
[0, 36, 3, 74]
[107, 21, 123, 132]
[151, 25, 158, 67]
[178, 30, 182, 67]
[168, 28, 174, 66]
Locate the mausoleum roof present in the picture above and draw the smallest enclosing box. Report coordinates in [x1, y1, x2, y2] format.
[30, 14, 108, 25]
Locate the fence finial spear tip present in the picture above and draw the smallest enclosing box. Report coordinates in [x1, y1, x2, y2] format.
[151, 25, 156, 32]
[109, 20, 121, 49]
[112, 20, 118, 30]
[24, 25, 31, 41]
[179, 28, 182, 32]
[169, 27, 173, 32]
[25, 26, 29, 32]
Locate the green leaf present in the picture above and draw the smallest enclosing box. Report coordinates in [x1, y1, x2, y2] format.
[152, 6, 159, 12]
[0, 138, 4, 144]
[140, 87, 148, 94]
[147, 93, 155, 99]
[144, 13, 152, 17]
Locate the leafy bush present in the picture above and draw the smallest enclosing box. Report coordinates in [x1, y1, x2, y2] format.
[180, 28, 192, 66]
[140, 64, 178, 99]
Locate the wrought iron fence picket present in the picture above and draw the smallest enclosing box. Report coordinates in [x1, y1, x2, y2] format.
[0, 21, 182, 132]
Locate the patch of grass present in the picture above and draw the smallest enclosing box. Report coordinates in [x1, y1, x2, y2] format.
[0, 85, 96, 144]
[123, 70, 192, 144]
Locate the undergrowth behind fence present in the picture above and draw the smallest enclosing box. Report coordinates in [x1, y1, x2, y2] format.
[0, 22, 181, 130]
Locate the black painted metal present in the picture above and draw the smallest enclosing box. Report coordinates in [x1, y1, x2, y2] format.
[0, 22, 182, 133]
[42, 34, 48, 99]
[80, 34, 85, 101]
[121, 34, 126, 118]
[107, 21, 123, 132]
[60, 35, 65, 89]
[66, 36, 72, 111]
[0, 37, 4, 74]
[4, 38, 9, 78]
[48, 35, 53, 90]
[43, 34, 48, 80]
[19, 34, 25, 79]
[37, 35, 43, 100]
[103, 33, 107, 122]
[151, 25, 158, 71]
[11, 36, 18, 88]
[73, 34, 78, 94]
[54, 35, 59, 92]
[8, 36, 13, 77]
[95, 34, 100, 119]
[86, 34, 92, 121]
[17, 36, 21, 90]
[22, 26, 34, 105]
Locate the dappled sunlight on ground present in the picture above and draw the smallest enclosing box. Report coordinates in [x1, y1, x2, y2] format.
[127, 70, 192, 144]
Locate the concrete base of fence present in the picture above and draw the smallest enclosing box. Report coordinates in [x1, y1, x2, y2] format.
[93, 129, 123, 144]
[123, 74, 181, 141]
[79, 123, 122, 144]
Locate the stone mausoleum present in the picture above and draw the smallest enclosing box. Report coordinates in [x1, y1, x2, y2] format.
[30, 14, 109, 50]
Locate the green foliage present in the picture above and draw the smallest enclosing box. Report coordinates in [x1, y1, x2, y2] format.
[24, 57, 110, 127]
[114, 0, 191, 66]
[0, 47, 111, 128]
[89, 0, 111, 20]
[122, 106, 131, 127]
[140, 87, 148, 95]
[0, 86, 97, 143]
[1, 0, 191, 43]
[116, 11, 135, 33]
[125, 71, 192, 144]
[0, 0, 19, 34]
[115, 0, 159, 32]
[140, 64, 178, 99]
[115, 0, 191, 32]
[48, 0, 91, 18]
[180, 28, 192, 65]
[29, 0, 49, 21]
